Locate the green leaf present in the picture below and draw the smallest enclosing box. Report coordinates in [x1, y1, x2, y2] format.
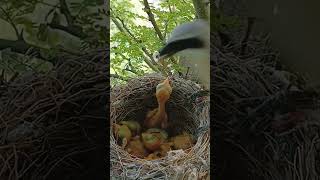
[13, 64, 27, 72]
[47, 32, 60, 46]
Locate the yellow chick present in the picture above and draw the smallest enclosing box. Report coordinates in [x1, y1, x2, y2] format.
[159, 142, 174, 157]
[141, 132, 162, 151]
[125, 136, 148, 158]
[146, 128, 168, 141]
[144, 78, 172, 128]
[171, 132, 194, 150]
[113, 123, 132, 148]
[119, 120, 141, 136]
[144, 151, 162, 160]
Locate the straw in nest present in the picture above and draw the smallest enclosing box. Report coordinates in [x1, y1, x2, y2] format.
[110, 74, 210, 179]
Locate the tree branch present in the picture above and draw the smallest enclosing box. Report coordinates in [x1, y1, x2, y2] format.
[111, 16, 161, 73]
[38, 0, 87, 39]
[110, 74, 127, 81]
[0, 6, 21, 40]
[48, 23, 87, 38]
[117, 18, 158, 64]
[142, 0, 164, 41]
[124, 67, 138, 74]
[36, 1, 60, 8]
[163, 20, 169, 40]
[111, 9, 156, 64]
[0, 39, 34, 54]
[117, 53, 138, 74]
[59, 0, 74, 25]
[192, 0, 208, 20]
[0, 38, 58, 64]
[167, 0, 173, 13]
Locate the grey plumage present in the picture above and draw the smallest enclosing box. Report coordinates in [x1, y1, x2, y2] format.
[156, 19, 210, 90]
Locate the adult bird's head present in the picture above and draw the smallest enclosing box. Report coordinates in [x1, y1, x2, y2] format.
[156, 19, 209, 60]
[155, 19, 210, 90]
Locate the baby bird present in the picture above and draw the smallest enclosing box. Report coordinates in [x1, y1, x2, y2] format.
[125, 136, 148, 158]
[113, 123, 132, 148]
[141, 132, 163, 151]
[119, 120, 141, 136]
[144, 77, 172, 129]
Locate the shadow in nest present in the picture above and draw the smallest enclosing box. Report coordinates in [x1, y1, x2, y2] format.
[111, 74, 207, 136]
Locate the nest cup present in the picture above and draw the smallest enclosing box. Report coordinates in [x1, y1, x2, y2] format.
[110, 74, 210, 179]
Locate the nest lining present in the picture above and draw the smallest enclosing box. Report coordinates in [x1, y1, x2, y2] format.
[110, 74, 210, 179]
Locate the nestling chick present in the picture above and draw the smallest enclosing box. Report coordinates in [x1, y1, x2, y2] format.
[144, 142, 173, 159]
[159, 142, 174, 157]
[119, 120, 141, 136]
[113, 123, 132, 148]
[144, 78, 172, 128]
[144, 151, 162, 160]
[141, 132, 163, 151]
[125, 136, 148, 158]
[171, 132, 194, 150]
[146, 128, 168, 140]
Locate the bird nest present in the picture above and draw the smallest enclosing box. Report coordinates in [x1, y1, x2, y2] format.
[211, 30, 320, 179]
[0, 49, 108, 179]
[110, 74, 210, 179]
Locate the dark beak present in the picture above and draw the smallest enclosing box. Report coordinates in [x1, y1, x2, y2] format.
[157, 37, 204, 60]
[157, 44, 178, 60]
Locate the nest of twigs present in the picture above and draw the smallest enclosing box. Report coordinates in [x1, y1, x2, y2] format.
[211, 29, 320, 180]
[110, 74, 210, 179]
[0, 49, 108, 180]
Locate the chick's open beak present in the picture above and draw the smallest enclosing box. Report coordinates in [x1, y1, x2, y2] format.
[163, 77, 170, 84]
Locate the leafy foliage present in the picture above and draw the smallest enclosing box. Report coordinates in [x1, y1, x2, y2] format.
[0, 0, 108, 81]
[110, 0, 196, 86]
[0, 49, 52, 78]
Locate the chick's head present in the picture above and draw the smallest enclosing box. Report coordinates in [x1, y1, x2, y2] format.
[156, 78, 172, 102]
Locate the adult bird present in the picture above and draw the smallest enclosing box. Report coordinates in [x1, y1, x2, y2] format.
[155, 19, 210, 92]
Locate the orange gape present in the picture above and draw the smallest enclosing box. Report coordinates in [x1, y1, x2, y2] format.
[144, 78, 172, 129]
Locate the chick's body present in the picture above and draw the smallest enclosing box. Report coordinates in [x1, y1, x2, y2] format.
[141, 132, 163, 151]
[119, 120, 141, 136]
[125, 136, 147, 158]
[144, 78, 172, 129]
[159, 142, 173, 157]
[171, 132, 194, 150]
[113, 123, 132, 148]
[145, 108, 168, 128]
